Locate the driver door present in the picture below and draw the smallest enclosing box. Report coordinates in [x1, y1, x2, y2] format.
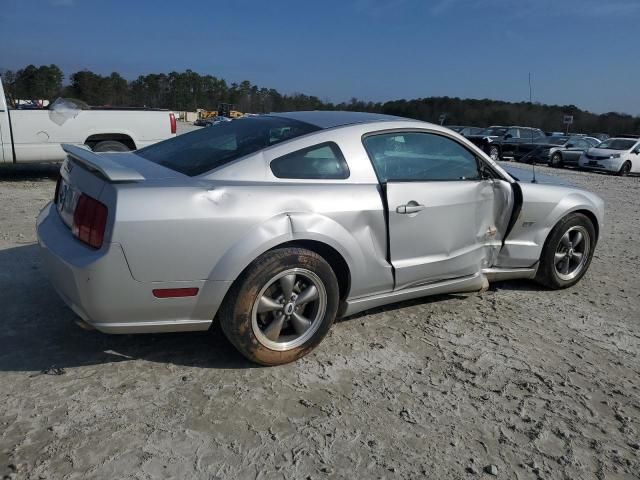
[363, 131, 513, 290]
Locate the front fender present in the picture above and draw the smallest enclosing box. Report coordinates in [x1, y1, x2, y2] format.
[497, 184, 604, 268]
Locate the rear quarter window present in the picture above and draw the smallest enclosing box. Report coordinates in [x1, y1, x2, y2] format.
[270, 142, 349, 179]
[135, 116, 320, 176]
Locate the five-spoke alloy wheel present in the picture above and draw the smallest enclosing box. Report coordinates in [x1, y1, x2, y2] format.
[536, 213, 596, 289]
[251, 268, 327, 351]
[553, 226, 590, 281]
[219, 248, 339, 365]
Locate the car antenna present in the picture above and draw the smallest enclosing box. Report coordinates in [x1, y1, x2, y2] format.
[529, 72, 537, 183]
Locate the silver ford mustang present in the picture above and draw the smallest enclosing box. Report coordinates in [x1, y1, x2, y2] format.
[37, 111, 604, 365]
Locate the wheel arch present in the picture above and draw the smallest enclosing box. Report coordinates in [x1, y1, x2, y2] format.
[208, 213, 361, 301]
[269, 239, 351, 303]
[85, 133, 136, 150]
[572, 208, 599, 242]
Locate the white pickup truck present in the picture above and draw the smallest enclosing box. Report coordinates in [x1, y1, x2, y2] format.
[0, 76, 176, 163]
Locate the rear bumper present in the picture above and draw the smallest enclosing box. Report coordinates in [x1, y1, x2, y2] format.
[37, 203, 230, 333]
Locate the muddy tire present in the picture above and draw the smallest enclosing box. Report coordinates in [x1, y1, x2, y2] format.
[91, 140, 130, 152]
[219, 247, 339, 366]
[535, 213, 596, 289]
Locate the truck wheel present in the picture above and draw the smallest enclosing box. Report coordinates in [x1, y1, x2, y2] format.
[91, 140, 130, 152]
[489, 146, 501, 161]
[535, 213, 595, 289]
[219, 248, 339, 366]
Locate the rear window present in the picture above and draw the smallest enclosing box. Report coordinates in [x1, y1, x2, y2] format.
[136, 116, 321, 176]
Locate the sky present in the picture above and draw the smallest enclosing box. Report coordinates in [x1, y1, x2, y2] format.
[1, 0, 639, 115]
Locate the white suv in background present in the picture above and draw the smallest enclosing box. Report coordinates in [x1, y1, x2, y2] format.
[579, 137, 640, 176]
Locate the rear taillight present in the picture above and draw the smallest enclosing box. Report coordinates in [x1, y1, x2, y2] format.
[169, 112, 177, 134]
[72, 194, 108, 249]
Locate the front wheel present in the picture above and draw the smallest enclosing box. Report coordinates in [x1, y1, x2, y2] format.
[535, 213, 596, 289]
[618, 161, 631, 176]
[219, 248, 339, 365]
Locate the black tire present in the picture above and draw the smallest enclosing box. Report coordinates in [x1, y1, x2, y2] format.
[535, 213, 596, 289]
[219, 247, 339, 366]
[488, 145, 501, 162]
[550, 152, 563, 168]
[618, 161, 631, 176]
[91, 140, 130, 152]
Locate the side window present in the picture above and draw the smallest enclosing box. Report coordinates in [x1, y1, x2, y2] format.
[363, 132, 480, 183]
[270, 142, 349, 179]
[506, 128, 520, 139]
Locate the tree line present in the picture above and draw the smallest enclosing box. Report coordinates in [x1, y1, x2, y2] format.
[2, 64, 639, 135]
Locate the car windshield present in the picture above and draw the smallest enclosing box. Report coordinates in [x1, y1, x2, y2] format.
[136, 116, 321, 176]
[548, 136, 569, 145]
[480, 127, 507, 136]
[596, 139, 637, 151]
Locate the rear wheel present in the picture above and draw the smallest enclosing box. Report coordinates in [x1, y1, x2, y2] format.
[219, 248, 339, 365]
[535, 213, 595, 289]
[91, 140, 130, 152]
[618, 161, 631, 176]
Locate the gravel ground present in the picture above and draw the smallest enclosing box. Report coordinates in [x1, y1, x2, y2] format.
[1, 148, 639, 479]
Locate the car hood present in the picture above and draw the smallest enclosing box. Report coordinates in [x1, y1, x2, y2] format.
[588, 148, 626, 156]
[501, 164, 573, 186]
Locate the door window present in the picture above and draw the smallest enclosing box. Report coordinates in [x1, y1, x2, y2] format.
[363, 132, 480, 182]
[505, 128, 520, 139]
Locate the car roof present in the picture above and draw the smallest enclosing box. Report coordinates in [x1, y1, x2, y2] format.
[270, 110, 411, 129]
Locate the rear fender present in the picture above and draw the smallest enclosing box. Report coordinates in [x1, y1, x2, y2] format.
[209, 211, 390, 299]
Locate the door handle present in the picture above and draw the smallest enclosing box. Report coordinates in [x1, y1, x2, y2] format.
[396, 202, 425, 214]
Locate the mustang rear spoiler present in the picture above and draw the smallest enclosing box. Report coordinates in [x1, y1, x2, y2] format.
[61, 144, 145, 182]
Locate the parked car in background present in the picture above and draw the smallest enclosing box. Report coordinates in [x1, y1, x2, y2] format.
[579, 137, 640, 175]
[456, 126, 484, 137]
[476, 126, 548, 162]
[446, 126, 484, 136]
[0, 77, 176, 163]
[37, 111, 604, 365]
[464, 125, 508, 154]
[542, 136, 593, 167]
[584, 137, 602, 148]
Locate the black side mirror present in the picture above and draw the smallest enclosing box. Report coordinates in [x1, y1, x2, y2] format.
[566, 143, 575, 148]
[504, 134, 512, 140]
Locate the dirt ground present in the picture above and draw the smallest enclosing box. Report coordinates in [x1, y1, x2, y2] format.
[0, 139, 639, 479]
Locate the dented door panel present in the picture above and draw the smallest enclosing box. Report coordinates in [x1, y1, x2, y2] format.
[386, 179, 513, 290]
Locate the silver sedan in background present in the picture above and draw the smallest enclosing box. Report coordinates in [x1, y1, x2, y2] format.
[542, 136, 594, 167]
[37, 112, 604, 365]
